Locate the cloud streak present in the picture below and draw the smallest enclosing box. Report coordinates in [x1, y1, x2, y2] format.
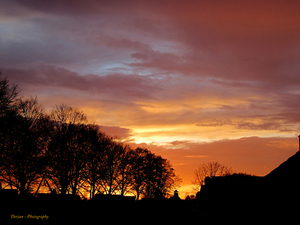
[2, 0, 300, 194]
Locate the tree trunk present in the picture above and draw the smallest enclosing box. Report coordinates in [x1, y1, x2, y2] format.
[90, 178, 96, 199]
[35, 177, 44, 196]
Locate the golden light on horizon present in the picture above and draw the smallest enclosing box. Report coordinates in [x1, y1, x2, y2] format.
[3, 0, 300, 208]
[125, 122, 295, 147]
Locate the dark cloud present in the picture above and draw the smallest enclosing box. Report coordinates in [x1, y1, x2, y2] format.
[100, 126, 132, 139]
[3, 63, 161, 100]
[236, 122, 289, 132]
[1, 1, 300, 131]
[196, 119, 233, 127]
[3, 0, 111, 16]
[91, 35, 150, 52]
[3, 0, 300, 87]
[3, 0, 300, 195]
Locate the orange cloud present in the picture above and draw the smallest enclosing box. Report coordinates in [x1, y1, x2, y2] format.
[3, 0, 300, 198]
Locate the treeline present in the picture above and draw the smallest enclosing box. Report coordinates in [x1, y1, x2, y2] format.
[0, 73, 180, 200]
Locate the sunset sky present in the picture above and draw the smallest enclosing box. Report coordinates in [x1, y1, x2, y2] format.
[1, 0, 300, 197]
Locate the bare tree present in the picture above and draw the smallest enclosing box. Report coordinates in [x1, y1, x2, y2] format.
[131, 147, 181, 200]
[192, 161, 233, 191]
[0, 98, 45, 195]
[0, 76, 183, 201]
[50, 104, 87, 124]
[0, 72, 21, 117]
[17, 96, 45, 122]
[143, 154, 181, 199]
[68, 124, 91, 197]
[83, 125, 108, 199]
[45, 104, 88, 195]
[131, 147, 149, 200]
[97, 139, 124, 195]
[116, 144, 135, 196]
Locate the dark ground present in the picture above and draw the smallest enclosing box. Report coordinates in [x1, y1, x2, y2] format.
[1, 195, 299, 224]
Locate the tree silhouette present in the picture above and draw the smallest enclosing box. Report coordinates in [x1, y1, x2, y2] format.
[116, 144, 135, 196]
[192, 161, 233, 191]
[50, 104, 87, 124]
[130, 147, 180, 200]
[0, 98, 45, 195]
[83, 125, 108, 199]
[45, 104, 88, 195]
[0, 75, 181, 200]
[17, 97, 45, 121]
[131, 147, 149, 200]
[98, 139, 124, 195]
[68, 124, 91, 197]
[142, 153, 180, 199]
[0, 72, 21, 117]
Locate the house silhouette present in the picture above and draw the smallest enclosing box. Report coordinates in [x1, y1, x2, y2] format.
[198, 136, 300, 221]
[265, 150, 300, 184]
